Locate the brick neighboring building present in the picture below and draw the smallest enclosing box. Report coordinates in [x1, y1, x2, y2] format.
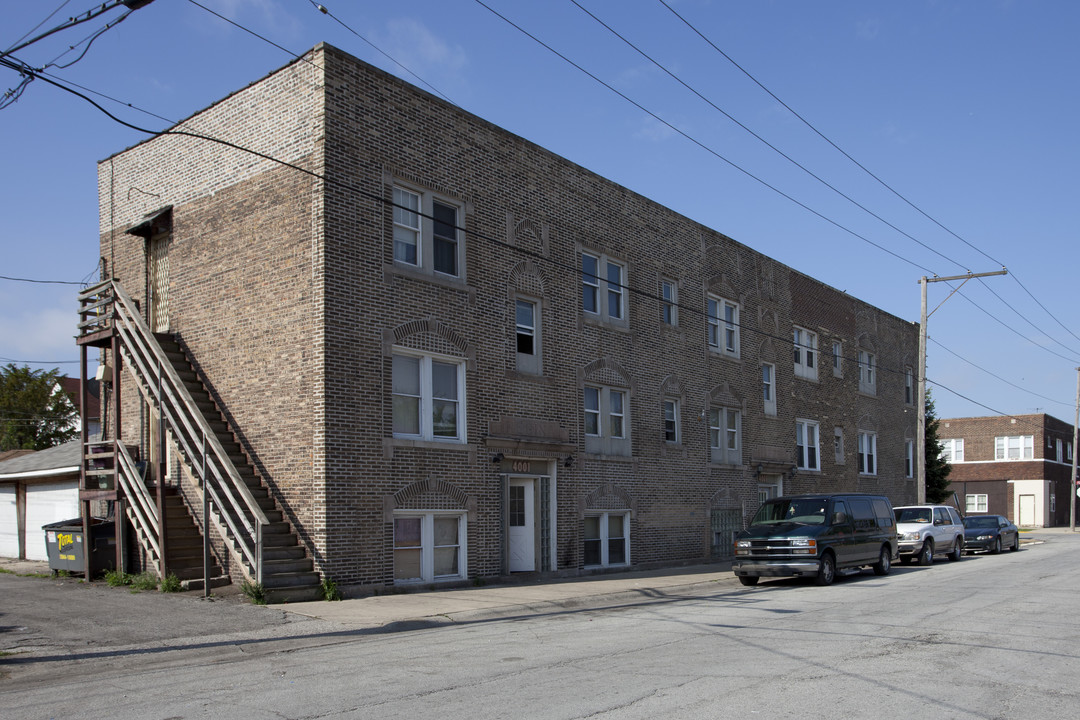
[938, 414, 1076, 527]
[90, 44, 918, 593]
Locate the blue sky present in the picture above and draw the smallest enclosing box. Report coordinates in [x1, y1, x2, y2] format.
[1, 0, 1077, 422]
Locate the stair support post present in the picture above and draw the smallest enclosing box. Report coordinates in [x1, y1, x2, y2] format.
[201, 431, 211, 598]
[156, 355, 167, 580]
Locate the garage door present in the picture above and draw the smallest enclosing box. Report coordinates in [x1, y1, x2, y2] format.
[0, 485, 18, 558]
[25, 482, 79, 561]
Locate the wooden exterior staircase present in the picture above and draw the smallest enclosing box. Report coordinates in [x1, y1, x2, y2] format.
[77, 279, 321, 603]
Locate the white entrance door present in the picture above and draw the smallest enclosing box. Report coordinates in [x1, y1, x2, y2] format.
[508, 478, 535, 572]
[0, 486, 18, 558]
[25, 482, 79, 561]
[1019, 494, 1036, 527]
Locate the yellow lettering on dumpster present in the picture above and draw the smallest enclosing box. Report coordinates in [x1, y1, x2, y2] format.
[58, 533, 74, 552]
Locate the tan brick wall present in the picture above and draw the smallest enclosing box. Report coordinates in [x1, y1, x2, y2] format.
[98, 44, 919, 586]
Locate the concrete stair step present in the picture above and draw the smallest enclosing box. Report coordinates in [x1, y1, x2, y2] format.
[264, 584, 323, 604]
[262, 570, 321, 589]
[263, 545, 308, 561]
[263, 557, 314, 575]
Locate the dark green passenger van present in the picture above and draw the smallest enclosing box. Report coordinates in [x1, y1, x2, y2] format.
[732, 493, 898, 586]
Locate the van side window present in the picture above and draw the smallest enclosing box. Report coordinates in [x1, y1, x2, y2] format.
[832, 500, 849, 525]
[871, 498, 892, 528]
[849, 499, 874, 531]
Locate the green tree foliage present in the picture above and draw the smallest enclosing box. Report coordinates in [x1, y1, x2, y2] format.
[924, 390, 953, 504]
[0, 364, 78, 451]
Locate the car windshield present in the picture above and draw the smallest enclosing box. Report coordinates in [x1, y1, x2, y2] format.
[752, 499, 827, 525]
[964, 516, 998, 529]
[895, 508, 931, 524]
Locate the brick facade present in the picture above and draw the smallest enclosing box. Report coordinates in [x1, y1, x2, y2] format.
[939, 414, 1076, 526]
[97, 44, 918, 590]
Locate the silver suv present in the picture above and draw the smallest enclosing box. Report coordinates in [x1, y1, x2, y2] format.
[893, 505, 965, 565]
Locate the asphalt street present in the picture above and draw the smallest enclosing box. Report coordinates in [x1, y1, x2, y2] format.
[0, 528, 1074, 719]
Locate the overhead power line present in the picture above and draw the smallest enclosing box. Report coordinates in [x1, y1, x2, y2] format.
[0, 356, 80, 365]
[6, 14, 1069, 415]
[569, 0, 963, 274]
[929, 337, 1071, 408]
[304, 1, 456, 106]
[474, 0, 1080, 364]
[471, 0, 936, 275]
[4, 1, 73, 54]
[0, 274, 85, 286]
[657, 0, 1080, 356]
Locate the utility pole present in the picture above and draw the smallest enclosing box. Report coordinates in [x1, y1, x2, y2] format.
[917, 269, 1008, 503]
[1071, 367, 1079, 532]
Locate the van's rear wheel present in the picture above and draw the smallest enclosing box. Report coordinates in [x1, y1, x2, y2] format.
[815, 552, 836, 586]
[873, 545, 892, 575]
[738, 575, 759, 587]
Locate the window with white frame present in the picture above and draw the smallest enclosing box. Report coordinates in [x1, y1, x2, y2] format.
[515, 297, 541, 374]
[393, 512, 466, 583]
[940, 438, 964, 463]
[1069, 442, 1074, 461]
[709, 407, 741, 465]
[392, 185, 463, 278]
[392, 351, 465, 442]
[793, 327, 818, 380]
[661, 278, 677, 326]
[584, 385, 630, 456]
[796, 419, 820, 471]
[1056, 438, 1063, 462]
[582, 252, 626, 323]
[858, 350, 876, 395]
[762, 363, 777, 416]
[584, 512, 629, 567]
[663, 398, 679, 444]
[707, 295, 740, 358]
[832, 341, 843, 377]
[905, 439, 914, 478]
[966, 494, 988, 513]
[995, 435, 1033, 460]
[905, 367, 915, 405]
[857, 432, 877, 475]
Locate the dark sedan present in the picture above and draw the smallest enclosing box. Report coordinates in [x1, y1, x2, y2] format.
[963, 515, 1019, 554]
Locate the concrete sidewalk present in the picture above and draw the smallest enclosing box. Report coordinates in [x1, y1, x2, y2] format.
[284, 563, 733, 629]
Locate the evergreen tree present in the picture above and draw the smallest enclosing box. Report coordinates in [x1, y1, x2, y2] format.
[0, 364, 78, 451]
[924, 390, 953, 504]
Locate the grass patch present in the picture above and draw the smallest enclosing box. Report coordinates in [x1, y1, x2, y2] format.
[104, 569, 133, 587]
[320, 577, 342, 601]
[240, 580, 267, 605]
[159, 573, 182, 593]
[0, 567, 13, 575]
[130, 572, 159, 591]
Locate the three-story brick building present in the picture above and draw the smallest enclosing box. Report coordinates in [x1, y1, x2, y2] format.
[88, 44, 918, 594]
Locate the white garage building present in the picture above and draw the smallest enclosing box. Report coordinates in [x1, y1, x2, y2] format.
[0, 440, 81, 561]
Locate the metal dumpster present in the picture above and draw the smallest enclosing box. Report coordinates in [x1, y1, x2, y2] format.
[43, 518, 115, 575]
